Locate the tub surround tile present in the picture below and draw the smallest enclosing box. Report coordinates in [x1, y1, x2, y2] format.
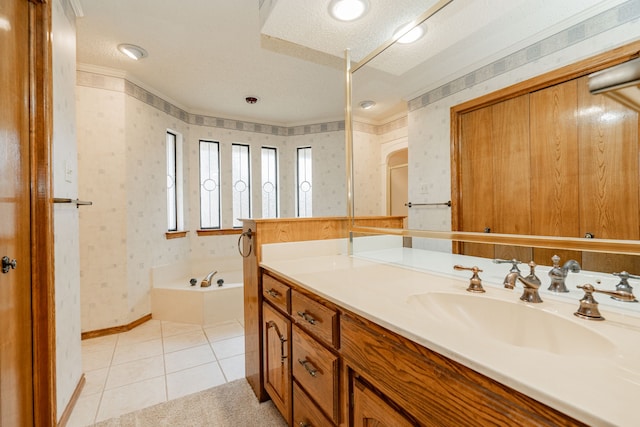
[166, 362, 226, 400]
[211, 335, 245, 360]
[96, 376, 167, 422]
[164, 344, 216, 374]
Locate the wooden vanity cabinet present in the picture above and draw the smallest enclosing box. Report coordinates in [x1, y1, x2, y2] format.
[262, 272, 343, 426]
[261, 270, 588, 427]
[341, 313, 587, 427]
[351, 375, 416, 427]
[263, 302, 292, 425]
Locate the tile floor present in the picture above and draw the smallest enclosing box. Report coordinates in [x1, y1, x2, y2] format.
[66, 318, 245, 426]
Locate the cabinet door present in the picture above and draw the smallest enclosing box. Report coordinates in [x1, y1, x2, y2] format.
[352, 376, 414, 427]
[263, 302, 292, 424]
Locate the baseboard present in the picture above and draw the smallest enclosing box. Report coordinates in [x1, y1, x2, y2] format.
[81, 313, 153, 340]
[57, 374, 86, 427]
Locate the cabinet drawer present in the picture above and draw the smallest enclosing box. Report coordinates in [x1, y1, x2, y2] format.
[292, 325, 340, 424]
[292, 290, 339, 348]
[262, 274, 290, 313]
[293, 381, 333, 427]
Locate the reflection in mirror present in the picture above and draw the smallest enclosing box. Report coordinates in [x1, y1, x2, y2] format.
[347, 1, 640, 312]
[589, 57, 640, 112]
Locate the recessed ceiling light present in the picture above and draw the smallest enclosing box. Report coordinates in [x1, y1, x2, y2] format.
[117, 43, 148, 60]
[359, 100, 376, 109]
[394, 23, 425, 44]
[328, 0, 369, 22]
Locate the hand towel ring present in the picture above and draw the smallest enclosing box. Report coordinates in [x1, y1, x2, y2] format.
[238, 229, 253, 258]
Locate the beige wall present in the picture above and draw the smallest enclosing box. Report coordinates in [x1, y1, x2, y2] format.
[76, 72, 384, 332]
[52, 0, 83, 418]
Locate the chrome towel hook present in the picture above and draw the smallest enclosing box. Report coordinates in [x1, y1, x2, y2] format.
[238, 228, 253, 258]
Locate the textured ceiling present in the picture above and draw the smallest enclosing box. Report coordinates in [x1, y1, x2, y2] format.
[75, 0, 629, 126]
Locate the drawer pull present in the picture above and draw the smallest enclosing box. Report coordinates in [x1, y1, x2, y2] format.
[297, 311, 317, 325]
[266, 288, 280, 298]
[298, 422, 311, 427]
[298, 359, 318, 377]
[266, 321, 288, 363]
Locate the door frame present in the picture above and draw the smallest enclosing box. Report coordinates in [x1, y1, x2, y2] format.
[29, 0, 57, 425]
[386, 162, 408, 216]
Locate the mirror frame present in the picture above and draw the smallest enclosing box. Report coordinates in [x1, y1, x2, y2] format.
[345, 13, 640, 256]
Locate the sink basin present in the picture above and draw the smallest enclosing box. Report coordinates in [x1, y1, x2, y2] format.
[407, 292, 614, 357]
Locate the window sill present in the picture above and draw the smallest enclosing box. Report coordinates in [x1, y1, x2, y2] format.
[165, 231, 188, 239]
[196, 228, 243, 236]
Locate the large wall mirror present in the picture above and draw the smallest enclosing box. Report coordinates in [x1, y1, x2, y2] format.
[348, 1, 640, 259]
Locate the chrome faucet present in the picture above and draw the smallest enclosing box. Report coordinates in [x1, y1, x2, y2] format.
[574, 283, 637, 320]
[453, 265, 485, 293]
[504, 261, 543, 303]
[494, 258, 522, 287]
[547, 255, 581, 293]
[200, 270, 218, 287]
[612, 271, 640, 302]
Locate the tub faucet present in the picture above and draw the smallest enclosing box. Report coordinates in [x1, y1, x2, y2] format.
[547, 255, 581, 293]
[201, 270, 218, 287]
[504, 261, 543, 303]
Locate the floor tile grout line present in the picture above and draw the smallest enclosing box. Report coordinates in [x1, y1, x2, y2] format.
[91, 331, 120, 425]
[75, 320, 246, 425]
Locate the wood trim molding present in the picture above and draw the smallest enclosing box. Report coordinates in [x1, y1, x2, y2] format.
[196, 228, 243, 236]
[56, 374, 85, 427]
[81, 313, 153, 340]
[451, 40, 640, 115]
[30, 1, 57, 425]
[165, 230, 188, 239]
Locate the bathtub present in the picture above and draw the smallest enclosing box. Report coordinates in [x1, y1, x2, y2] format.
[150, 258, 244, 325]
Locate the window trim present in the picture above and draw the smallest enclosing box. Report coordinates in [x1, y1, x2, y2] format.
[199, 139, 221, 230]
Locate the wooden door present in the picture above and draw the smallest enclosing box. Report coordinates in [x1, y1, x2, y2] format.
[263, 303, 291, 424]
[0, 0, 34, 425]
[491, 95, 533, 262]
[529, 80, 582, 266]
[577, 76, 640, 273]
[459, 107, 495, 258]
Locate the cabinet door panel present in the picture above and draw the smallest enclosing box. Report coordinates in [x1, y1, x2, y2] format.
[293, 381, 333, 427]
[352, 376, 414, 427]
[263, 302, 292, 424]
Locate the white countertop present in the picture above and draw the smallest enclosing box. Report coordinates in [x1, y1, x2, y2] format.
[260, 244, 640, 427]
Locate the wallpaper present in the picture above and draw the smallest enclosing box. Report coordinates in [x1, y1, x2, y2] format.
[52, 0, 82, 418]
[76, 72, 385, 332]
[407, 1, 640, 251]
